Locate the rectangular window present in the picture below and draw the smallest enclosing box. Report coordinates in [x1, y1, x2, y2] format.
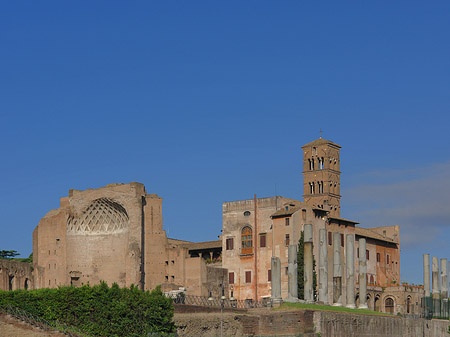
[340, 234, 344, 247]
[285, 267, 288, 275]
[357, 248, 359, 258]
[302, 209, 307, 220]
[226, 238, 234, 250]
[366, 250, 369, 260]
[387, 254, 390, 264]
[377, 253, 381, 262]
[285, 234, 290, 246]
[328, 232, 332, 246]
[268, 269, 271, 282]
[245, 271, 251, 283]
[285, 217, 290, 226]
[229, 272, 234, 285]
[260, 234, 266, 248]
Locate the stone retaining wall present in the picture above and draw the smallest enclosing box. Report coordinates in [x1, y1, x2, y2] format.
[173, 305, 450, 337]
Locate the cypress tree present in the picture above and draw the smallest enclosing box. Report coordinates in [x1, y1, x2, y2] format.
[297, 231, 305, 299]
[297, 231, 318, 300]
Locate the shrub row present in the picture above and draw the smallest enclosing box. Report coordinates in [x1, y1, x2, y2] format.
[0, 282, 175, 337]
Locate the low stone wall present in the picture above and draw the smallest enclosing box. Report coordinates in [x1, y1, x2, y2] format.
[173, 305, 450, 337]
[317, 311, 449, 337]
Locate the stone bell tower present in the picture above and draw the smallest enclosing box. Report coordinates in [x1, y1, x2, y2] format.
[301, 137, 341, 217]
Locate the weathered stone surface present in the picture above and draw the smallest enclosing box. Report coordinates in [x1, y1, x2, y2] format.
[0, 260, 33, 291]
[32, 182, 226, 297]
[173, 306, 450, 337]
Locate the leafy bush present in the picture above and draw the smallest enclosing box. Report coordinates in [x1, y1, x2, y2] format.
[0, 282, 175, 337]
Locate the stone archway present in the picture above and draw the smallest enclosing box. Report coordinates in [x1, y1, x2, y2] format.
[24, 278, 30, 290]
[366, 294, 372, 310]
[385, 297, 395, 314]
[374, 295, 381, 312]
[8, 275, 14, 291]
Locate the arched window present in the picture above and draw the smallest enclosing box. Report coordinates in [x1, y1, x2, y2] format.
[241, 226, 253, 255]
[385, 297, 394, 314]
[406, 296, 411, 313]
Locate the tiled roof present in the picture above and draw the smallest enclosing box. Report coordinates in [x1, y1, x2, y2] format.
[271, 202, 304, 218]
[182, 240, 222, 251]
[301, 138, 341, 149]
[355, 227, 397, 243]
[328, 216, 359, 224]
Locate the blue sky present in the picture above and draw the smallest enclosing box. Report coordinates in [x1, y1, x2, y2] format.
[1, 1, 449, 284]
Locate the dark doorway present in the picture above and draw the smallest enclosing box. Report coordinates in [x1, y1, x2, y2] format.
[8, 275, 14, 291]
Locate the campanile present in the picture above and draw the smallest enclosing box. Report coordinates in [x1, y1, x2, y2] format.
[301, 138, 341, 217]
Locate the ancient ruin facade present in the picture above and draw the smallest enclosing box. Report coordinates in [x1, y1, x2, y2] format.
[32, 182, 226, 297]
[0, 260, 33, 291]
[1, 136, 424, 317]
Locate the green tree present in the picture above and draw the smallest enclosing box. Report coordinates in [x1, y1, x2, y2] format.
[15, 253, 33, 263]
[297, 231, 317, 300]
[0, 282, 176, 336]
[0, 250, 19, 259]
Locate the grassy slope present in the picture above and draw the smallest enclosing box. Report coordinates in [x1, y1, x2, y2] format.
[278, 302, 393, 316]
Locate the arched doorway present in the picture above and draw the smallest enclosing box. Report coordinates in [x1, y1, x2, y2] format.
[366, 294, 372, 310]
[355, 293, 360, 308]
[24, 278, 30, 290]
[8, 275, 14, 291]
[385, 297, 394, 314]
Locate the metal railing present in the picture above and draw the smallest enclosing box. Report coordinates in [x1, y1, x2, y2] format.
[4, 305, 88, 337]
[171, 293, 272, 309]
[422, 297, 450, 319]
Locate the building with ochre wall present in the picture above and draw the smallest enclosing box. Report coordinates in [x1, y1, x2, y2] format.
[221, 137, 404, 311]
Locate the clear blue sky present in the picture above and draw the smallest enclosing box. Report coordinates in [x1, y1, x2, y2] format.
[1, 1, 449, 284]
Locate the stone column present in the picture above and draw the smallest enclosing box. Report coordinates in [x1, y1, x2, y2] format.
[346, 234, 355, 308]
[304, 224, 314, 302]
[432, 256, 440, 299]
[332, 232, 342, 306]
[287, 244, 298, 302]
[271, 256, 282, 304]
[318, 229, 328, 304]
[358, 238, 368, 309]
[423, 254, 430, 297]
[441, 259, 448, 299]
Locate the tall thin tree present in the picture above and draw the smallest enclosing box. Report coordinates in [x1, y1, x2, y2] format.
[297, 231, 317, 300]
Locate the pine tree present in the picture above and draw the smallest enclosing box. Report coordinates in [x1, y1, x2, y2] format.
[297, 231, 317, 300]
[0, 250, 19, 259]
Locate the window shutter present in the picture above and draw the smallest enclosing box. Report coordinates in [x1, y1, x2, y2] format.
[229, 272, 234, 284]
[245, 271, 251, 283]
